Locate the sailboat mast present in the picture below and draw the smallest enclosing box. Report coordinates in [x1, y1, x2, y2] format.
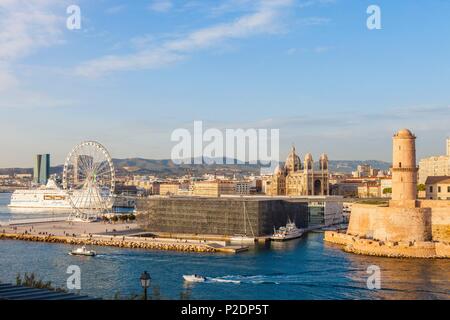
[244, 201, 247, 235]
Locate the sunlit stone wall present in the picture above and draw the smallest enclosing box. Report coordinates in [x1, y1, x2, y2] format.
[347, 204, 432, 242]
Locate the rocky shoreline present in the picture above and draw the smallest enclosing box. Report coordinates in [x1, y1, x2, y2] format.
[324, 231, 450, 259]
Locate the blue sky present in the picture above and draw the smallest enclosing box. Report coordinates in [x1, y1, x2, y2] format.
[1, 0, 450, 167]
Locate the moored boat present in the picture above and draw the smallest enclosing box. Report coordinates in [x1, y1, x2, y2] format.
[270, 220, 303, 241]
[230, 201, 256, 243]
[229, 235, 256, 243]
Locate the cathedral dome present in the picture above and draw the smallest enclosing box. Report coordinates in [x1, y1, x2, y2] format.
[274, 164, 285, 175]
[285, 145, 301, 173]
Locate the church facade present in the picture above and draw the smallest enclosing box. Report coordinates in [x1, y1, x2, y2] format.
[266, 146, 330, 196]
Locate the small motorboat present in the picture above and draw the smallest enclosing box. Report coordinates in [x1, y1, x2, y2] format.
[183, 274, 206, 282]
[69, 245, 96, 257]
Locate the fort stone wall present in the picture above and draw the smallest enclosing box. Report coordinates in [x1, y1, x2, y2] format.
[347, 204, 432, 242]
[419, 200, 450, 242]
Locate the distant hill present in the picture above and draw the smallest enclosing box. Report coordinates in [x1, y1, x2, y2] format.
[112, 158, 261, 177]
[113, 158, 392, 175]
[0, 158, 391, 177]
[327, 160, 391, 173]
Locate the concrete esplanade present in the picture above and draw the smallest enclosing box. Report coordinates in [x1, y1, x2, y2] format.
[325, 129, 450, 258]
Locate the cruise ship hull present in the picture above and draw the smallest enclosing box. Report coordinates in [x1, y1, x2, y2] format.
[8, 179, 72, 210]
[8, 191, 72, 209]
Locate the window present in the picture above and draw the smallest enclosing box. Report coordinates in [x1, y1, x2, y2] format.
[399, 162, 402, 168]
[429, 186, 433, 193]
[438, 186, 441, 193]
[448, 186, 450, 193]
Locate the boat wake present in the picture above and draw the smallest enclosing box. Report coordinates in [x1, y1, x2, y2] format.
[205, 275, 280, 285]
[206, 274, 365, 288]
[195, 274, 296, 285]
[207, 277, 241, 284]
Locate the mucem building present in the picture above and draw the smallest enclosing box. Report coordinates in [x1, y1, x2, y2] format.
[136, 196, 343, 237]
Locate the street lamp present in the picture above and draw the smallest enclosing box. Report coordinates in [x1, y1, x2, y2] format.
[140, 271, 151, 300]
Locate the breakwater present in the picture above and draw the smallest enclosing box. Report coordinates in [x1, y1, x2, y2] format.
[0, 232, 218, 253]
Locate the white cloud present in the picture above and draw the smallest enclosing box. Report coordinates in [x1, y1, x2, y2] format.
[209, 0, 257, 17]
[148, 0, 173, 13]
[75, 0, 294, 77]
[298, 0, 336, 9]
[105, 5, 126, 15]
[0, 0, 64, 62]
[296, 16, 330, 26]
[0, 0, 68, 104]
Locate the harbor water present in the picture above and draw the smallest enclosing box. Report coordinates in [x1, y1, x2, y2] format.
[0, 193, 449, 300]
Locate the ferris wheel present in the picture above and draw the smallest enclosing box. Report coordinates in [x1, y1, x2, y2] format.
[63, 141, 115, 221]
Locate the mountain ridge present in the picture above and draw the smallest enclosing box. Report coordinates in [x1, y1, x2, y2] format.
[0, 158, 391, 176]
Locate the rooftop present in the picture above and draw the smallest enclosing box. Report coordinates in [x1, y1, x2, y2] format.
[425, 176, 450, 184]
[0, 283, 97, 300]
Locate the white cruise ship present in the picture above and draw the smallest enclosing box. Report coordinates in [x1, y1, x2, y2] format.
[8, 179, 71, 209]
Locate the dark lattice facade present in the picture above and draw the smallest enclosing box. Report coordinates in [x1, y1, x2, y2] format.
[136, 197, 309, 236]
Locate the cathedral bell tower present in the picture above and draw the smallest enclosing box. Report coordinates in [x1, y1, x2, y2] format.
[319, 154, 329, 195]
[304, 153, 314, 195]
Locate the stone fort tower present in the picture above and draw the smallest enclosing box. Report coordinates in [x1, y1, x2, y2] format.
[327, 128, 450, 257]
[391, 129, 418, 207]
[346, 128, 432, 243]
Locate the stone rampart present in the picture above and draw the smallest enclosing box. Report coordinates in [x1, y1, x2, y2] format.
[324, 231, 450, 258]
[347, 204, 432, 242]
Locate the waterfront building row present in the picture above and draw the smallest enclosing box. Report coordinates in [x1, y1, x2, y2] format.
[418, 138, 450, 184]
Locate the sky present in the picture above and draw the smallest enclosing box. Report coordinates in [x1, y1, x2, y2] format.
[1, 0, 450, 168]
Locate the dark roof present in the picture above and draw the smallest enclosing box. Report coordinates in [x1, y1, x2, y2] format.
[425, 176, 450, 185]
[0, 283, 98, 300]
